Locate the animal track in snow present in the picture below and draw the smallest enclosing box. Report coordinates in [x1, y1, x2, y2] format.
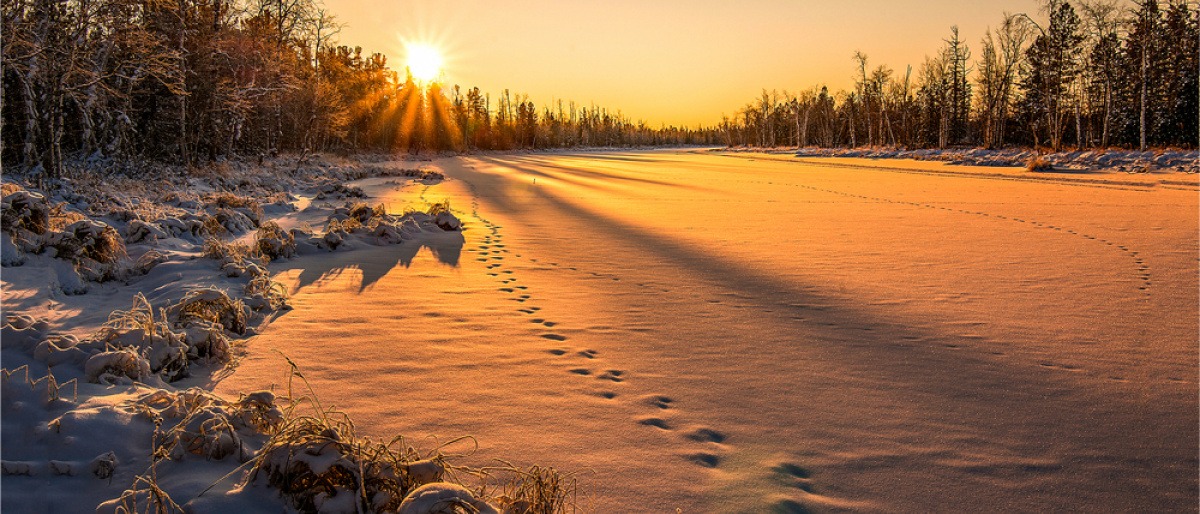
[685, 452, 721, 468]
[638, 417, 671, 430]
[685, 427, 727, 444]
[787, 182, 1155, 297]
[597, 369, 625, 382]
[642, 395, 673, 409]
[774, 462, 816, 493]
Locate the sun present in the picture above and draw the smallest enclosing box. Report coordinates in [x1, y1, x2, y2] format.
[405, 43, 443, 83]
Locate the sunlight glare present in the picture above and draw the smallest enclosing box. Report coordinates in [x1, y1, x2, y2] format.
[405, 43, 443, 82]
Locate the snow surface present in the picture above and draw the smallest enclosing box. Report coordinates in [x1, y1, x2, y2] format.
[210, 149, 1197, 511]
[4, 149, 1197, 512]
[1, 160, 469, 513]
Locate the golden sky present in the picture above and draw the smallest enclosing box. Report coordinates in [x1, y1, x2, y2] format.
[326, 0, 1042, 127]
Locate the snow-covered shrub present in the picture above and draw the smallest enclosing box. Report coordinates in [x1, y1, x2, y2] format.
[398, 483, 497, 514]
[222, 260, 265, 278]
[433, 212, 461, 231]
[321, 229, 346, 250]
[244, 274, 289, 311]
[372, 222, 405, 244]
[203, 237, 261, 266]
[2, 231, 26, 266]
[212, 207, 258, 234]
[314, 183, 365, 200]
[97, 294, 189, 380]
[175, 320, 232, 363]
[47, 219, 127, 264]
[235, 391, 285, 432]
[33, 335, 89, 368]
[168, 288, 248, 335]
[125, 219, 167, 244]
[46, 203, 89, 231]
[159, 215, 205, 239]
[1026, 155, 1053, 172]
[255, 221, 296, 261]
[206, 192, 264, 225]
[1, 187, 51, 235]
[133, 250, 168, 275]
[249, 412, 443, 513]
[327, 216, 362, 233]
[133, 388, 284, 445]
[90, 452, 118, 480]
[357, 165, 444, 182]
[84, 349, 151, 384]
[426, 200, 461, 231]
[164, 404, 246, 461]
[398, 219, 422, 241]
[162, 190, 201, 210]
[354, 202, 386, 223]
[491, 465, 579, 514]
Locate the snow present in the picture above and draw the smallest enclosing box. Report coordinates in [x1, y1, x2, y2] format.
[2, 158, 476, 513]
[4, 149, 1197, 512]
[216, 149, 1195, 511]
[397, 483, 498, 514]
[789, 146, 1200, 173]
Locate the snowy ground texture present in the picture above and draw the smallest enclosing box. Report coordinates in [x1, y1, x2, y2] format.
[4, 149, 1198, 512]
[788, 146, 1200, 173]
[1, 157, 573, 513]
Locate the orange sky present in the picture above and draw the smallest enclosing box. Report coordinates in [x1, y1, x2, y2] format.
[325, 0, 1043, 127]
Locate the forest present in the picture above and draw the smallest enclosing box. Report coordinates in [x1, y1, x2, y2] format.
[1, 0, 1196, 178]
[0, 0, 719, 177]
[723, 0, 1198, 152]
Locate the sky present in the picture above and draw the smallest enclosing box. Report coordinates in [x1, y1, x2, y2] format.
[324, 0, 1044, 127]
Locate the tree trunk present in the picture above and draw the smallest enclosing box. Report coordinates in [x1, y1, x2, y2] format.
[1140, 40, 1147, 151]
[1101, 79, 1111, 148]
[801, 107, 810, 148]
[20, 71, 39, 167]
[1080, 84, 1089, 148]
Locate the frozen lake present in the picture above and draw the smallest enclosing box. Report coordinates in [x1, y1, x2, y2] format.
[219, 149, 1199, 512]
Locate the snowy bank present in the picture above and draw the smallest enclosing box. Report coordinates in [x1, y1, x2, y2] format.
[788, 146, 1200, 173]
[1, 157, 575, 513]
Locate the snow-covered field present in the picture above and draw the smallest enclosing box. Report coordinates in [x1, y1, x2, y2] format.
[787, 146, 1200, 173]
[4, 149, 1198, 512]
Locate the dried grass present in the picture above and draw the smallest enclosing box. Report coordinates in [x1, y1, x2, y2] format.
[327, 217, 362, 233]
[2, 187, 51, 235]
[202, 237, 261, 266]
[47, 219, 128, 267]
[426, 199, 452, 217]
[474, 463, 580, 514]
[235, 358, 581, 513]
[205, 192, 264, 222]
[246, 358, 475, 513]
[47, 204, 89, 232]
[245, 274, 289, 311]
[255, 221, 296, 261]
[168, 289, 247, 335]
[201, 214, 225, 236]
[1, 365, 79, 404]
[1026, 155, 1053, 172]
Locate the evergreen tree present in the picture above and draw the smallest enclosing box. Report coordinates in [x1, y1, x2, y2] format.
[1021, 0, 1085, 150]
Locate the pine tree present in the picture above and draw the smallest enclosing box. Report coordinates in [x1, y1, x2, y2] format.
[1161, 0, 1198, 147]
[1021, 0, 1085, 150]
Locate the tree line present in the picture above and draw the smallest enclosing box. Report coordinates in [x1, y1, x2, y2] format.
[0, 0, 718, 177]
[723, 0, 1198, 151]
